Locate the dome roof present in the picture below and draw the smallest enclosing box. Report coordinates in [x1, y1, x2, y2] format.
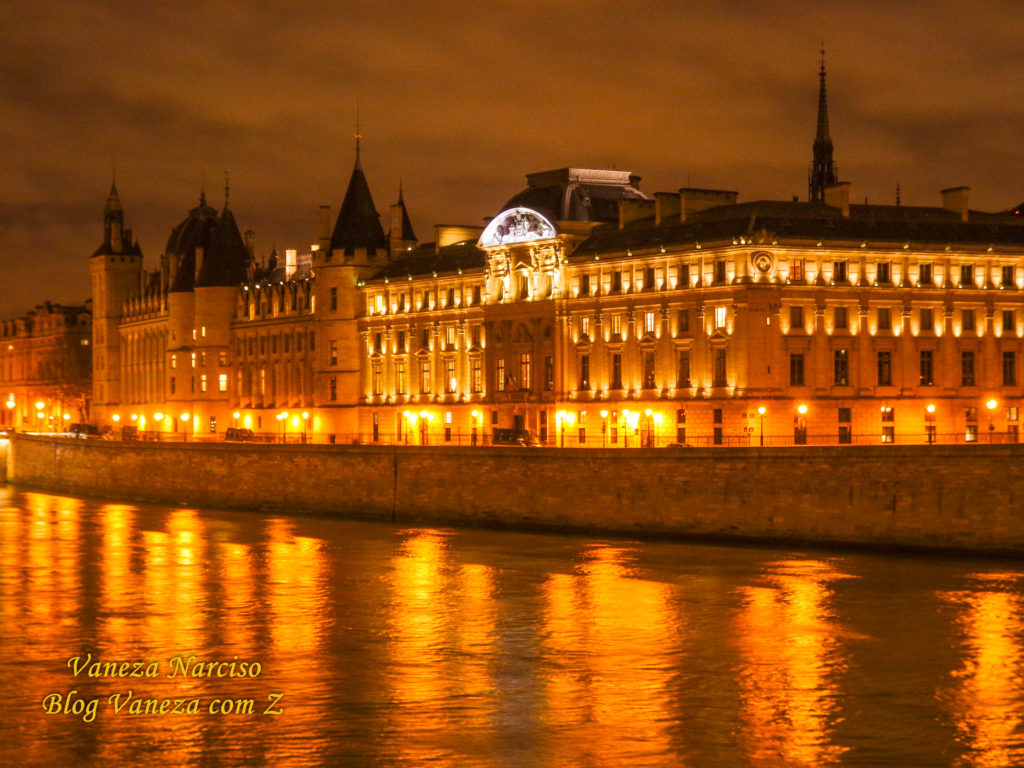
[167, 195, 220, 293]
[499, 168, 648, 224]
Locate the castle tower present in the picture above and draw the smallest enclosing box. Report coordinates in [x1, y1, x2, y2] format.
[192, 181, 250, 433]
[808, 50, 838, 203]
[165, 191, 220, 427]
[90, 182, 143, 416]
[314, 129, 388, 431]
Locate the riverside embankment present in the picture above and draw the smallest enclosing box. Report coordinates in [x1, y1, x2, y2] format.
[7, 432, 1024, 554]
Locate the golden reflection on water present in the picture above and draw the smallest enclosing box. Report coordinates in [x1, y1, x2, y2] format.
[384, 529, 499, 766]
[262, 517, 331, 765]
[2, 493, 85, 768]
[540, 544, 683, 767]
[940, 572, 1024, 768]
[734, 559, 851, 767]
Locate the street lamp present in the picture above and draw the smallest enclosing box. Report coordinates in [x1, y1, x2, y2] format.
[644, 408, 654, 447]
[302, 411, 309, 443]
[986, 399, 998, 442]
[600, 409, 609, 447]
[757, 406, 766, 446]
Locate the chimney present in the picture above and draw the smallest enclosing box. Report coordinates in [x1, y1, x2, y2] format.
[318, 205, 332, 248]
[678, 188, 738, 218]
[824, 182, 851, 217]
[244, 229, 256, 263]
[655, 192, 681, 226]
[618, 198, 656, 230]
[941, 186, 970, 221]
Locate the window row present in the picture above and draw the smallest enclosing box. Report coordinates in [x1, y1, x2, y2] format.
[368, 285, 485, 315]
[788, 350, 1018, 387]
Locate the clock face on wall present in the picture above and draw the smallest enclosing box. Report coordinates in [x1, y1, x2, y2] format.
[479, 207, 557, 247]
[751, 251, 774, 274]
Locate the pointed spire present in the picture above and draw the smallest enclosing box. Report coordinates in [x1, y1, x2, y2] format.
[200, 168, 207, 207]
[808, 46, 838, 202]
[105, 181, 123, 215]
[330, 134, 386, 255]
[354, 103, 362, 170]
[394, 182, 416, 242]
[223, 170, 230, 209]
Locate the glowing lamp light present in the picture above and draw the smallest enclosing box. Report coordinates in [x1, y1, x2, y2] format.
[419, 410, 429, 419]
[986, 399, 998, 410]
[5, 399, 14, 409]
[180, 413, 189, 422]
[797, 404, 808, 415]
[926, 404, 936, 414]
[232, 411, 241, 419]
[302, 412, 309, 419]
[112, 414, 120, 422]
[154, 413, 164, 421]
[471, 409, 480, 418]
[645, 408, 653, 417]
[35, 401, 45, 410]
[600, 410, 609, 418]
[130, 414, 138, 421]
[36, 411, 45, 419]
[757, 406, 766, 415]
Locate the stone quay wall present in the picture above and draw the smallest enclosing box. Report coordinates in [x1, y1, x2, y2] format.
[7, 433, 1024, 554]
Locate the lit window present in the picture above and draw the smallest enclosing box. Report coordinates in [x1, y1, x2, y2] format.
[218, 374, 228, 392]
[715, 306, 727, 330]
[645, 312, 655, 335]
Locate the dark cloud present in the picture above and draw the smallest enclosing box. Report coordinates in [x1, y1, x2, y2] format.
[1, 0, 1022, 317]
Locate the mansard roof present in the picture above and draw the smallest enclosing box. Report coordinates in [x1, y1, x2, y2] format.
[574, 200, 1024, 257]
[369, 241, 485, 282]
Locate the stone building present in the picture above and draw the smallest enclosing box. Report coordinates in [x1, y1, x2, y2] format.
[0, 301, 92, 431]
[90, 62, 1024, 445]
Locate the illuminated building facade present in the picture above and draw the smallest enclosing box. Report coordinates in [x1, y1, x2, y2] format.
[0, 301, 92, 431]
[90, 64, 1024, 445]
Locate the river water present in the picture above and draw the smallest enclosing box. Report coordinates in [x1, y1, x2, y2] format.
[0, 485, 1022, 767]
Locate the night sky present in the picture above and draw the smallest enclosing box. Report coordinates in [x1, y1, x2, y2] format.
[2, 0, 1022, 319]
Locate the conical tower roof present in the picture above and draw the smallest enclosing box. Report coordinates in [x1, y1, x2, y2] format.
[105, 183, 123, 215]
[330, 139, 387, 254]
[394, 184, 416, 242]
[197, 205, 249, 287]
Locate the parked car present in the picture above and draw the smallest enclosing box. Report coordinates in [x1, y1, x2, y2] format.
[491, 428, 542, 447]
[121, 425, 139, 441]
[224, 427, 256, 442]
[68, 423, 101, 439]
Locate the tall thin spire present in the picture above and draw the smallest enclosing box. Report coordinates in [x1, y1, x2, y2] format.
[223, 170, 230, 209]
[808, 46, 838, 202]
[354, 103, 362, 170]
